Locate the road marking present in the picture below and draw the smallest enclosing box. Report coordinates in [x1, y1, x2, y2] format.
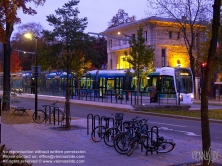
[149, 121, 187, 127]
[159, 127, 200, 136]
[174, 130, 201, 136]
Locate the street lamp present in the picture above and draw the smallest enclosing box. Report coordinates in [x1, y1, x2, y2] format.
[24, 33, 39, 119]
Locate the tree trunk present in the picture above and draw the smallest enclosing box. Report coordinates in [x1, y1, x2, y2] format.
[201, 1, 221, 165]
[65, 73, 70, 128]
[2, 22, 13, 111]
[78, 79, 80, 100]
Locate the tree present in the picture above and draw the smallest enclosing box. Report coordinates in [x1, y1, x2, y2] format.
[201, 0, 221, 165]
[124, 27, 155, 104]
[10, 51, 22, 73]
[199, 25, 222, 70]
[0, 0, 46, 111]
[43, 0, 90, 128]
[85, 36, 107, 69]
[11, 22, 44, 70]
[108, 9, 136, 28]
[37, 42, 62, 71]
[0, 43, 3, 71]
[147, 0, 212, 98]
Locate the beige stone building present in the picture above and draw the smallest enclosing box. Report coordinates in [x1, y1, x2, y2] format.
[101, 16, 204, 70]
[101, 16, 222, 98]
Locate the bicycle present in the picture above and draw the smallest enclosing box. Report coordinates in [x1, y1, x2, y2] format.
[91, 113, 124, 147]
[103, 113, 124, 147]
[32, 100, 64, 123]
[126, 126, 175, 156]
[113, 118, 149, 155]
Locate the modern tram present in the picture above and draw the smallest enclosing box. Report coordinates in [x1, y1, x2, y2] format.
[0, 67, 194, 104]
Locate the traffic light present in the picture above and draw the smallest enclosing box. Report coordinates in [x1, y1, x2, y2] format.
[201, 62, 207, 71]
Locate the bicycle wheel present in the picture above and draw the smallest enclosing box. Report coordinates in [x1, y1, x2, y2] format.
[114, 132, 132, 155]
[156, 141, 175, 153]
[91, 126, 106, 142]
[32, 110, 46, 123]
[127, 138, 138, 156]
[104, 128, 120, 147]
[54, 109, 64, 122]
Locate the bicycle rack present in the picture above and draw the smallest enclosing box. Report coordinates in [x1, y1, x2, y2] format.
[42, 105, 54, 124]
[87, 114, 102, 135]
[140, 124, 149, 152]
[41, 104, 64, 126]
[86, 114, 117, 135]
[53, 106, 62, 126]
[149, 126, 159, 154]
[151, 126, 159, 144]
[100, 116, 115, 128]
[87, 113, 93, 135]
[93, 114, 101, 127]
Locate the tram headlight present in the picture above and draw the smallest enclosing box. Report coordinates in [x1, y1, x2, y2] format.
[179, 95, 183, 101]
[191, 94, 194, 101]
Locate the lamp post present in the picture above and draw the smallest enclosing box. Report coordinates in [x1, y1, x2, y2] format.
[24, 33, 39, 119]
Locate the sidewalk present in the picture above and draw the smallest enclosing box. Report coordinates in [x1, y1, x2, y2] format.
[2, 119, 222, 166]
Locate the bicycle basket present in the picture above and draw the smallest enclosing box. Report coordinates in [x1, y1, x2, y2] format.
[115, 113, 124, 121]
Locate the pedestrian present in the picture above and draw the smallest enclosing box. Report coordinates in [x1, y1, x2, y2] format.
[198, 87, 201, 99]
[149, 84, 157, 103]
[31, 80, 35, 94]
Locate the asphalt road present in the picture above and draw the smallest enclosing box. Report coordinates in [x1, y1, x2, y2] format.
[10, 97, 222, 145]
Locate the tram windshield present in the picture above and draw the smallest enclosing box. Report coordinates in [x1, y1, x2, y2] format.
[175, 69, 193, 93]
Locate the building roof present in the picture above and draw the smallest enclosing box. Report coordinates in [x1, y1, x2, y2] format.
[101, 16, 208, 34]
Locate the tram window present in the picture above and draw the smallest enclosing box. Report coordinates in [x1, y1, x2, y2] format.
[116, 78, 119, 88]
[141, 78, 149, 91]
[107, 79, 114, 90]
[87, 78, 92, 89]
[131, 77, 137, 90]
[81, 78, 86, 88]
[119, 77, 123, 89]
[159, 76, 175, 93]
[99, 78, 106, 87]
[178, 77, 192, 93]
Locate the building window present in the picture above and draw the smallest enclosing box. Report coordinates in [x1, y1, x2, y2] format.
[144, 31, 147, 41]
[109, 39, 112, 48]
[162, 48, 166, 67]
[177, 32, 180, 39]
[119, 55, 130, 69]
[169, 31, 172, 39]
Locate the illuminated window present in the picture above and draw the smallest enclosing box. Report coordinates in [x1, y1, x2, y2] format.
[119, 55, 130, 69]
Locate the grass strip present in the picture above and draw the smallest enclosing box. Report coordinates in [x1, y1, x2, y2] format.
[144, 109, 222, 120]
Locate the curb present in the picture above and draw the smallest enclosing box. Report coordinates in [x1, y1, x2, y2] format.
[130, 110, 222, 124]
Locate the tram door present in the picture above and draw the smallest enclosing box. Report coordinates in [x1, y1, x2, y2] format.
[99, 77, 106, 97]
[70, 77, 76, 96]
[107, 78, 114, 90]
[115, 77, 123, 98]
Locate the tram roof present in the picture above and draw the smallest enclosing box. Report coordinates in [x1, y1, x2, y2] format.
[149, 67, 192, 76]
[86, 69, 133, 77]
[46, 71, 73, 79]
